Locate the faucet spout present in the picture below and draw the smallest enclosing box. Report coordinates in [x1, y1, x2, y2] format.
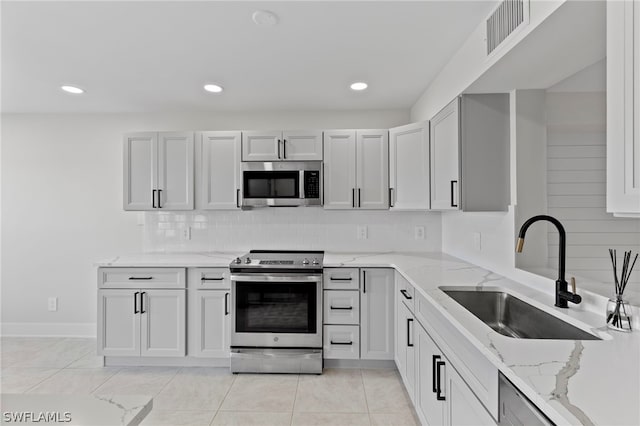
[516, 215, 578, 309]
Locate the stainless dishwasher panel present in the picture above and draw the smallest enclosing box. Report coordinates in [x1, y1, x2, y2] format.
[498, 373, 554, 426]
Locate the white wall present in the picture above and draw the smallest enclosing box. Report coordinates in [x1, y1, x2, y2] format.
[1, 109, 412, 336]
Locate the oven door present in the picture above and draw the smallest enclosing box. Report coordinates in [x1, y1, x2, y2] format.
[231, 273, 322, 348]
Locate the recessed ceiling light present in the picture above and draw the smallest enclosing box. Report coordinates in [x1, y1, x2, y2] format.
[204, 84, 224, 93]
[61, 85, 84, 94]
[252, 10, 278, 26]
[350, 82, 368, 91]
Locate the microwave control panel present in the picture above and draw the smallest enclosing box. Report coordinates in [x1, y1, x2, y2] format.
[303, 171, 320, 199]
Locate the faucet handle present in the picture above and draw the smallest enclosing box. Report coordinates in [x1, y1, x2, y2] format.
[570, 277, 577, 294]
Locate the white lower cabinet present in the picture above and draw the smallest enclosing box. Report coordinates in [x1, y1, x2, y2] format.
[187, 268, 231, 358]
[395, 296, 416, 401]
[98, 288, 185, 357]
[360, 268, 394, 360]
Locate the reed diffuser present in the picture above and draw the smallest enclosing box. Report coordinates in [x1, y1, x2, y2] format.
[606, 249, 638, 331]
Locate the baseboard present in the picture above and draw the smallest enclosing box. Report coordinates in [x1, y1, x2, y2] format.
[105, 356, 231, 367]
[323, 359, 396, 369]
[1, 322, 97, 338]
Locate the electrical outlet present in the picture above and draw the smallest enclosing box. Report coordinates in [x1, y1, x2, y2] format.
[473, 232, 482, 252]
[357, 225, 368, 240]
[182, 227, 191, 241]
[414, 226, 425, 240]
[48, 297, 58, 312]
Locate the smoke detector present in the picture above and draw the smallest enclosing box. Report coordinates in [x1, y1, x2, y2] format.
[252, 10, 278, 26]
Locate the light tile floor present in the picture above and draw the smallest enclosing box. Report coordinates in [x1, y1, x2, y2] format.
[0, 338, 419, 426]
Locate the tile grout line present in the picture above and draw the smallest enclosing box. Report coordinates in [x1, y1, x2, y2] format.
[289, 373, 301, 426]
[360, 369, 373, 426]
[208, 371, 238, 425]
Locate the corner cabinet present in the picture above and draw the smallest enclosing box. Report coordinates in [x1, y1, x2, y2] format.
[196, 131, 242, 210]
[389, 122, 430, 211]
[123, 132, 194, 211]
[241, 130, 323, 162]
[323, 130, 389, 210]
[607, 0, 640, 216]
[97, 267, 186, 357]
[430, 99, 461, 210]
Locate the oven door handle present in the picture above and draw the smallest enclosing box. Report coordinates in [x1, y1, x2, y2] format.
[230, 274, 323, 283]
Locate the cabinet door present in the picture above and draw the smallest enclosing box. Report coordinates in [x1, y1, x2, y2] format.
[446, 362, 495, 426]
[191, 290, 230, 358]
[282, 130, 323, 161]
[356, 130, 389, 210]
[140, 290, 186, 357]
[323, 130, 357, 209]
[360, 269, 394, 360]
[157, 132, 194, 210]
[123, 133, 157, 211]
[197, 131, 241, 210]
[430, 98, 461, 210]
[389, 122, 430, 211]
[98, 289, 140, 356]
[396, 299, 415, 400]
[416, 324, 445, 426]
[242, 131, 281, 161]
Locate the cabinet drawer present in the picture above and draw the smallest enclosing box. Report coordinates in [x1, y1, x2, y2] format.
[324, 268, 360, 290]
[396, 271, 415, 312]
[99, 268, 186, 289]
[324, 290, 360, 325]
[323, 325, 360, 359]
[188, 268, 230, 290]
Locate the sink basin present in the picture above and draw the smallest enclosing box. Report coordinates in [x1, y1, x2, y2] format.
[441, 288, 600, 340]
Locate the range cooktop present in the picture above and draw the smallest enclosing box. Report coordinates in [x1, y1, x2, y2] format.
[229, 250, 324, 270]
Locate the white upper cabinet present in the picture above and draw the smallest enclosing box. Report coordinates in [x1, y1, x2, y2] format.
[124, 131, 194, 211]
[197, 131, 242, 210]
[324, 130, 389, 210]
[430, 99, 461, 210]
[607, 0, 640, 216]
[389, 122, 430, 211]
[242, 130, 322, 162]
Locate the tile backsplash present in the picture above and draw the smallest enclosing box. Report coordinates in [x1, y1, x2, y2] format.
[144, 209, 441, 253]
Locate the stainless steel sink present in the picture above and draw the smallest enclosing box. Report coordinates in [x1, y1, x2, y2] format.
[441, 288, 600, 340]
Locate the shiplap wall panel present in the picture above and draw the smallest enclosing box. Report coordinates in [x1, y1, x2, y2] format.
[546, 92, 640, 285]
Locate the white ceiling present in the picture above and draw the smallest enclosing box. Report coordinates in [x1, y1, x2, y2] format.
[2, 1, 498, 113]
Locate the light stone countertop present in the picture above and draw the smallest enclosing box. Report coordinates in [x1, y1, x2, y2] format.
[0, 394, 152, 425]
[95, 251, 640, 425]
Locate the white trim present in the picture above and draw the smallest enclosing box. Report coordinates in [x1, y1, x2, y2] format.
[1, 322, 97, 338]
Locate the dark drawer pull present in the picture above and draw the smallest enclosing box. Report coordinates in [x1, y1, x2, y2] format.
[129, 276, 153, 280]
[330, 340, 353, 345]
[202, 277, 224, 281]
[330, 306, 353, 310]
[330, 277, 352, 281]
[400, 289, 413, 300]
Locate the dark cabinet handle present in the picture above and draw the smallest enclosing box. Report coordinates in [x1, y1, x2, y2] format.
[152, 189, 157, 208]
[283, 139, 286, 159]
[330, 306, 353, 310]
[129, 276, 153, 280]
[133, 291, 140, 314]
[450, 180, 458, 208]
[224, 293, 229, 315]
[400, 289, 412, 300]
[330, 277, 352, 281]
[358, 188, 361, 208]
[157, 189, 162, 208]
[432, 355, 441, 392]
[436, 360, 446, 401]
[362, 271, 366, 294]
[202, 277, 224, 281]
[236, 189, 240, 208]
[352, 188, 356, 208]
[389, 188, 394, 207]
[330, 340, 353, 345]
[277, 139, 281, 159]
[407, 318, 413, 347]
[140, 292, 146, 314]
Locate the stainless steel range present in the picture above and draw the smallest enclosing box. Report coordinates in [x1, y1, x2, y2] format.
[229, 250, 324, 374]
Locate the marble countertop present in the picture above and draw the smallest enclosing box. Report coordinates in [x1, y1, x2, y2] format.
[95, 251, 640, 425]
[0, 394, 152, 425]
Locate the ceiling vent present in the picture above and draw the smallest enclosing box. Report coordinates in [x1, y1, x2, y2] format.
[486, 0, 529, 55]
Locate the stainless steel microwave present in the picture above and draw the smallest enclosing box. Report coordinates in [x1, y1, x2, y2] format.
[241, 161, 322, 208]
